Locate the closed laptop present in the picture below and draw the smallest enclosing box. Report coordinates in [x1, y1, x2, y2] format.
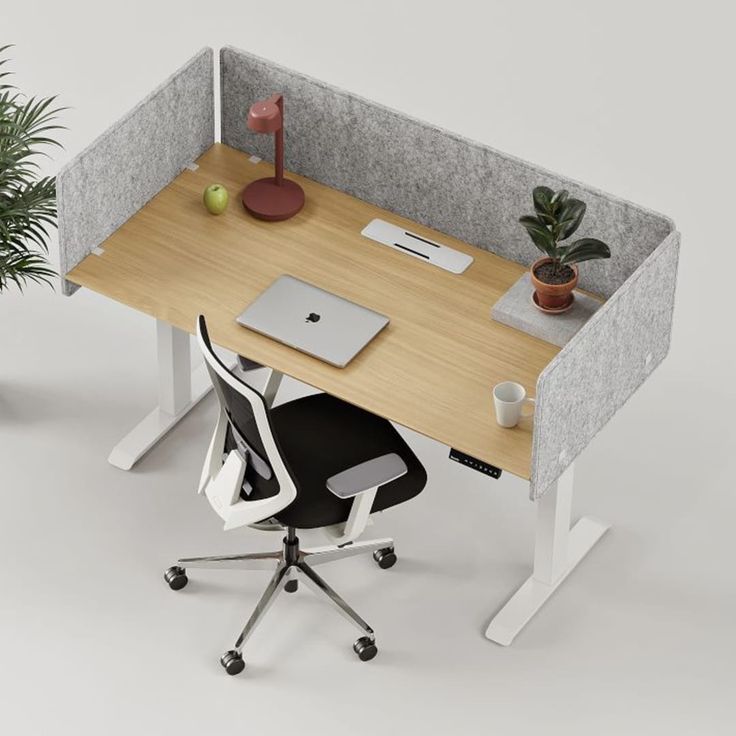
[236, 275, 389, 368]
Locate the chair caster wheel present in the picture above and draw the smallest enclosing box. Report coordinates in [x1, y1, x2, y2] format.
[373, 547, 397, 569]
[164, 566, 188, 591]
[220, 650, 245, 676]
[353, 636, 378, 661]
[285, 579, 298, 593]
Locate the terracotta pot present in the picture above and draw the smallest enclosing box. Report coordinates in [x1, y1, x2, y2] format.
[530, 257, 578, 310]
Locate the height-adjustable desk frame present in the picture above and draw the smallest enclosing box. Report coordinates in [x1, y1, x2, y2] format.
[58, 47, 680, 646]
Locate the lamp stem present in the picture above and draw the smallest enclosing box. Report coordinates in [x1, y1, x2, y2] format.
[274, 95, 284, 187]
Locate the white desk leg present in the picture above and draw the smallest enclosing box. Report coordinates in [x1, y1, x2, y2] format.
[261, 368, 284, 408]
[108, 320, 214, 470]
[484, 463, 610, 646]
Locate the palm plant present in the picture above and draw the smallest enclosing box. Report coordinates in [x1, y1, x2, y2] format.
[519, 186, 611, 278]
[0, 45, 64, 292]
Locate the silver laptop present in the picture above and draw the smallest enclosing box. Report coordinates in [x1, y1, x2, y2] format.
[236, 275, 389, 367]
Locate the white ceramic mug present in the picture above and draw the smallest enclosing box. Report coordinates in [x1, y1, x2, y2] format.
[493, 381, 535, 428]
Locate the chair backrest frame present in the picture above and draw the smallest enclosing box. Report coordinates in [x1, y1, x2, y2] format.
[196, 316, 298, 529]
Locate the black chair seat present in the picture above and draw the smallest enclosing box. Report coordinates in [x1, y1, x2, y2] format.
[266, 393, 426, 529]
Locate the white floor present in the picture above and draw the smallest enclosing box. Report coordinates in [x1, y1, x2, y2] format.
[3, 2, 736, 731]
[1, 282, 734, 736]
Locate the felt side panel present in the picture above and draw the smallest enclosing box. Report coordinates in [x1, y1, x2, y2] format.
[57, 48, 214, 295]
[220, 45, 673, 298]
[530, 231, 681, 499]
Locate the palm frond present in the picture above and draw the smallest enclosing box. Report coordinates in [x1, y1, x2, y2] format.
[0, 47, 62, 293]
[0, 249, 56, 290]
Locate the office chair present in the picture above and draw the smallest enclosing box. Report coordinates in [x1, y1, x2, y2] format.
[164, 316, 427, 675]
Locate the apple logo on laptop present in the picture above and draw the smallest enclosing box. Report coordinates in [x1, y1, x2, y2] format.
[305, 312, 321, 323]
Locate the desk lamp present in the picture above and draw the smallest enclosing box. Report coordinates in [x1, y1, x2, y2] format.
[242, 94, 305, 221]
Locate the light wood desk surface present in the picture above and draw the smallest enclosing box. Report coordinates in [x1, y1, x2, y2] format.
[68, 143, 559, 479]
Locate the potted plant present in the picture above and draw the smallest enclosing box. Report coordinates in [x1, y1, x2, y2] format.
[1, 45, 64, 292]
[519, 186, 611, 312]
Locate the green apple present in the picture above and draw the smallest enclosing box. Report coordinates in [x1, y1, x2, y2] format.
[203, 183, 229, 215]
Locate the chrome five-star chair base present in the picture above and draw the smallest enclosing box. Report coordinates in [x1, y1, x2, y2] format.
[165, 527, 397, 675]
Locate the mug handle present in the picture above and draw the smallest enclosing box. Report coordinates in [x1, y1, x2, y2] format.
[521, 396, 535, 418]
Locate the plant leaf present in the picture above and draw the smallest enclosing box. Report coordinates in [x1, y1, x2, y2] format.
[533, 186, 554, 216]
[557, 198, 587, 240]
[550, 189, 568, 217]
[536, 211, 556, 227]
[559, 237, 611, 265]
[519, 215, 556, 257]
[0, 48, 61, 293]
[0, 250, 56, 292]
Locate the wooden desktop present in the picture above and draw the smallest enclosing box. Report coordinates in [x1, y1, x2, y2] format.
[68, 143, 559, 480]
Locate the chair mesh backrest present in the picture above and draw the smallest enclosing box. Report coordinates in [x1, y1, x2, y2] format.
[197, 316, 285, 501]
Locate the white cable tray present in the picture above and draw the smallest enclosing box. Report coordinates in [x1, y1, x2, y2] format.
[361, 219, 473, 274]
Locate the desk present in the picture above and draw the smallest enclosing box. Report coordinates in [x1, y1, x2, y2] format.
[67, 143, 600, 645]
[69, 143, 559, 479]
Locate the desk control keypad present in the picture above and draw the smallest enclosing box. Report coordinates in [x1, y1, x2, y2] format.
[449, 449, 502, 478]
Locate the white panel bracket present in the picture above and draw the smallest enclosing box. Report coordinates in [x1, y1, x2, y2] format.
[108, 320, 219, 470]
[485, 463, 610, 646]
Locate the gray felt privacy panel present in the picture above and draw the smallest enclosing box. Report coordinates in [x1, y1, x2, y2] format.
[55, 43, 679, 500]
[220, 46, 672, 299]
[57, 48, 214, 295]
[530, 231, 680, 499]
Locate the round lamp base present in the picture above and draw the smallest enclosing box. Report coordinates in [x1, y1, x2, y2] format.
[242, 177, 305, 221]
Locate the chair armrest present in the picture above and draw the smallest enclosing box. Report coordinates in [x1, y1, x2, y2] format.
[326, 453, 408, 499]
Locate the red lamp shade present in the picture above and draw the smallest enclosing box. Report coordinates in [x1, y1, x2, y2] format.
[247, 97, 281, 134]
[241, 93, 305, 221]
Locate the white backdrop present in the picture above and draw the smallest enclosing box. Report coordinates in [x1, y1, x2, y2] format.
[2, 2, 734, 734]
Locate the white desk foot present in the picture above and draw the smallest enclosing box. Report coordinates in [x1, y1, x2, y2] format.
[485, 515, 609, 646]
[485, 463, 609, 645]
[108, 361, 213, 470]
